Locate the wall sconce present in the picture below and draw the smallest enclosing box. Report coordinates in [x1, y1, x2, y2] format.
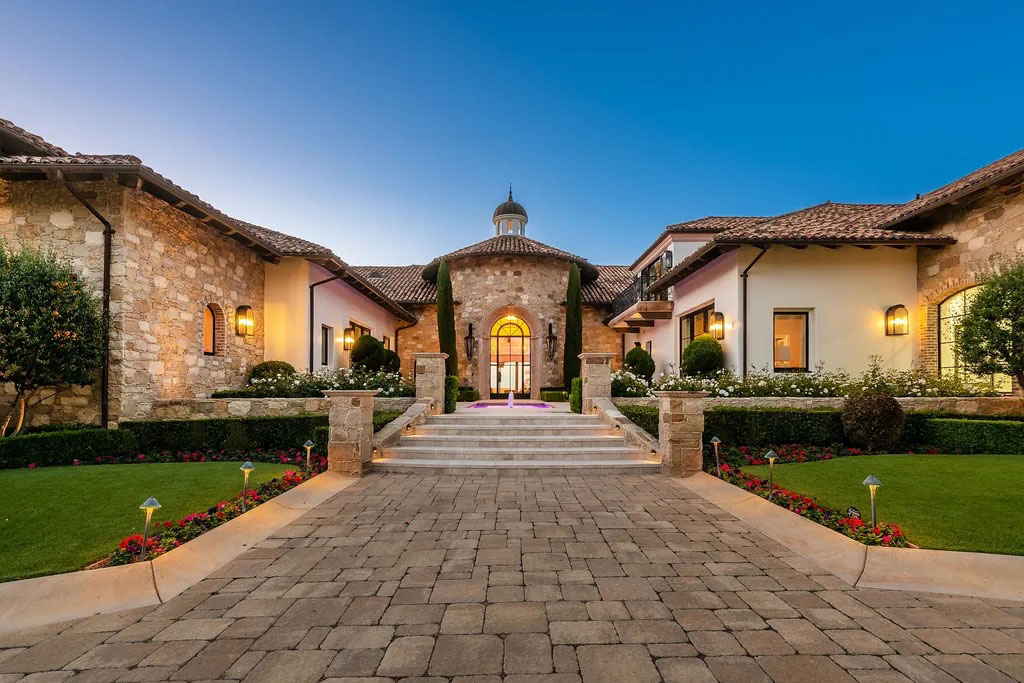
[342, 327, 356, 351]
[235, 305, 255, 337]
[709, 312, 725, 340]
[547, 322, 558, 360]
[465, 323, 476, 360]
[885, 305, 908, 336]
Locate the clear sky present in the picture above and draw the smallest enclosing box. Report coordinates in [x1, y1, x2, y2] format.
[4, 1, 1023, 265]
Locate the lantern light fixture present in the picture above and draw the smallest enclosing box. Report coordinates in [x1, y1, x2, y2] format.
[863, 474, 882, 528]
[709, 312, 725, 340]
[546, 322, 558, 360]
[342, 327, 356, 351]
[303, 440, 315, 472]
[240, 461, 255, 512]
[885, 305, 909, 336]
[710, 436, 722, 477]
[138, 497, 161, 562]
[465, 323, 476, 360]
[235, 305, 255, 337]
[766, 450, 778, 499]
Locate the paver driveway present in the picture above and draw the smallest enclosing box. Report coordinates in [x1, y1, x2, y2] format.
[2, 473, 1024, 682]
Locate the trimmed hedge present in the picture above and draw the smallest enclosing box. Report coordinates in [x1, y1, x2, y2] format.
[445, 375, 459, 414]
[120, 415, 328, 454]
[458, 386, 481, 402]
[312, 411, 401, 457]
[541, 390, 570, 402]
[920, 418, 1024, 454]
[569, 377, 582, 414]
[619, 405, 658, 437]
[0, 428, 136, 469]
[704, 407, 844, 447]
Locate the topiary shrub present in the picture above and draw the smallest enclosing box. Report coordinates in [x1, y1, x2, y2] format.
[381, 349, 400, 372]
[569, 377, 582, 414]
[541, 390, 569, 402]
[624, 346, 656, 382]
[351, 335, 386, 371]
[682, 335, 724, 375]
[445, 375, 459, 414]
[619, 405, 659, 437]
[458, 386, 480, 402]
[250, 360, 296, 382]
[841, 392, 904, 452]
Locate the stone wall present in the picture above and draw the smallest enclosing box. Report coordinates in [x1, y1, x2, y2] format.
[396, 304, 438, 381]
[0, 178, 267, 427]
[917, 172, 1024, 380]
[611, 395, 1024, 416]
[144, 396, 415, 420]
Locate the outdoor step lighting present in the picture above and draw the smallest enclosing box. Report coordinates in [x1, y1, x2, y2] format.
[464, 323, 476, 359]
[766, 450, 777, 500]
[235, 305, 255, 337]
[709, 312, 725, 340]
[885, 305, 909, 336]
[863, 474, 882, 528]
[546, 322, 558, 360]
[240, 461, 255, 512]
[710, 436, 722, 477]
[303, 439, 315, 472]
[138, 497, 161, 562]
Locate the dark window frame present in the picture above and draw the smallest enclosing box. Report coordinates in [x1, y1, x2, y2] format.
[639, 250, 672, 302]
[678, 304, 714, 372]
[321, 325, 332, 367]
[773, 311, 809, 373]
[203, 304, 217, 356]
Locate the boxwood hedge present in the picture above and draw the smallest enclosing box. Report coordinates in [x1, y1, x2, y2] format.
[0, 428, 136, 469]
[919, 418, 1024, 454]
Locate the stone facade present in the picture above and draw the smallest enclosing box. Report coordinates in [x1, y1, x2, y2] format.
[413, 352, 448, 414]
[0, 178, 265, 427]
[325, 389, 376, 476]
[144, 396, 415, 420]
[654, 391, 708, 476]
[579, 352, 614, 414]
[916, 172, 1024, 384]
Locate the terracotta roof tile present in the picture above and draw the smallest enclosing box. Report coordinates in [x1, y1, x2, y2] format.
[0, 118, 69, 156]
[235, 221, 335, 258]
[422, 234, 600, 282]
[351, 265, 437, 305]
[881, 148, 1024, 228]
[630, 216, 767, 269]
[582, 265, 635, 304]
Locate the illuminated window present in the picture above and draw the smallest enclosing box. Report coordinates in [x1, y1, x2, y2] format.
[350, 321, 371, 339]
[774, 312, 808, 372]
[679, 305, 714, 372]
[383, 335, 392, 350]
[489, 314, 531, 397]
[203, 305, 216, 356]
[939, 287, 1012, 393]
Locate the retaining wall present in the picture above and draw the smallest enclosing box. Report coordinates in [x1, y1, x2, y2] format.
[611, 396, 1024, 416]
[146, 396, 416, 420]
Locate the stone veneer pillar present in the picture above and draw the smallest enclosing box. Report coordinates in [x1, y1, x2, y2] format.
[578, 353, 615, 414]
[324, 389, 378, 476]
[653, 391, 709, 477]
[413, 352, 448, 415]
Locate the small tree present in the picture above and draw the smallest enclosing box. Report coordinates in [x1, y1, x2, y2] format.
[682, 334, 724, 375]
[350, 334, 386, 371]
[957, 263, 1024, 394]
[436, 260, 458, 377]
[624, 345, 655, 382]
[0, 242, 105, 436]
[563, 264, 582, 387]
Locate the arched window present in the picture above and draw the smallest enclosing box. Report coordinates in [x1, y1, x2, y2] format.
[939, 287, 1012, 393]
[203, 304, 217, 356]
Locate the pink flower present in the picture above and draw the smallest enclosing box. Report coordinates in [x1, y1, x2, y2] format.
[137, 454, 146, 460]
[27, 463, 37, 469]
[72, 459, 81, 466]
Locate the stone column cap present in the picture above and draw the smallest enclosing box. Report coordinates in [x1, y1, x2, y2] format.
[412, 352, 449, 359]
[578, 353, 616, 360]
[653, 391, 710, 398]
[323, 389, 380, 397]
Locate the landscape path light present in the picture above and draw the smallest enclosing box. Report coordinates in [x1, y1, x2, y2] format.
[138, 497, 161, 562]
[766, 450, 777, 500]
[863, 474, 882, 528]
[710, 436, 722, 477]
[303, 439, 315, 472]
[240, 461, 255, 512]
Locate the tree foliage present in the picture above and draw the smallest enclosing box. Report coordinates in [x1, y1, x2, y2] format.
[956, 263, 1024, 394]
[436, 260, 458, 377]
[351, 334, 387, 371]
[563, 264, 582, 387]
[682, 334, 724, 375]
[624, 345, 655, 382]
[0, 242, 105, 435]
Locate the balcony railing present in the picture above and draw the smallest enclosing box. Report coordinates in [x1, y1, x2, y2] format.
[609, 278, 669, 319]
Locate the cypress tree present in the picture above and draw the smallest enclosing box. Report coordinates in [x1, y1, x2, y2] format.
[563, 263, 582, 387]
[436, 260, 459, 377]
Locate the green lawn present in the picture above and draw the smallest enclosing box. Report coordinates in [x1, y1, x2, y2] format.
[0, 462, 294, 582]
[744, 455, 1024, 555]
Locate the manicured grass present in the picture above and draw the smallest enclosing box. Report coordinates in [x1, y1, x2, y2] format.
[744, 455, 1024, 555]
[0, 462, 294, 582]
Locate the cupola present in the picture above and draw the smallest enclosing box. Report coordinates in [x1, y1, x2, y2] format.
[492, 188, 528, 236]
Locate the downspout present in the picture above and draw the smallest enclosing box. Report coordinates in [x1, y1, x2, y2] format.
[740, 246, 770, 379]
[62, 181, 113, 428]
[308, 275, 341, 372]
[394, 319, 418, 357]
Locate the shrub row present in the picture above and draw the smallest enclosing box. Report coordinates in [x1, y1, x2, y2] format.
[920, 418, 1024, 454]
[541, 390, 569, 402]
[0, 428, 137, 469]
[445, 376, 459, 414]
[569, 377, 582, 414]
[618, 405, 658, 437]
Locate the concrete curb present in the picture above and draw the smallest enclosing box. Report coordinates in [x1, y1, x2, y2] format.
[676, 472, 1024, 602]
[0, 471, 357, 634]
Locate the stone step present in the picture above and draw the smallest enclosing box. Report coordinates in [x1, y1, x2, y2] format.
[373, 458, 662, 475]
[377, 445, 648, 461]
[413, 424, 614, 437]
[425, 415, 601, 426]
[399, 434, 622, 448]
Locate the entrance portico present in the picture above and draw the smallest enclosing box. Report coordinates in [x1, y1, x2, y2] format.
[475, 304, 543, 400]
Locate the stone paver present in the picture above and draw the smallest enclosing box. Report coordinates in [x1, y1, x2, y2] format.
[3, 473, 1024, 682]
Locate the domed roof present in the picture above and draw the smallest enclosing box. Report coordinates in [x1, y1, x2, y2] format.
[493, 189, 527, 220]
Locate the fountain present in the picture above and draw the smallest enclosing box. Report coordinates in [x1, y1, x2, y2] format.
[507, 391, 515, 409]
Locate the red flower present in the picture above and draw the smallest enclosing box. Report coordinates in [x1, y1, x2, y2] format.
[27, 463, 36, 469]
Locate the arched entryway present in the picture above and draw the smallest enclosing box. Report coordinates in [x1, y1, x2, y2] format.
[476, 305, 543, 400]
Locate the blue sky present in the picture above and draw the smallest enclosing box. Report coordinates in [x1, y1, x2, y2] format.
[4, 1, 1023, 265]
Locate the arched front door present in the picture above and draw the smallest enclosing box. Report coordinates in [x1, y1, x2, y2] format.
[489, 314, 531, 398]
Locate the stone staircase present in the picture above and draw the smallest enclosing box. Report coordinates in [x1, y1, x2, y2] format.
[374, 411, 660, 475]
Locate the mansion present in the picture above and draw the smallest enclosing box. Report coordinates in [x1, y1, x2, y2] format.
[1, 118, 1022, 426]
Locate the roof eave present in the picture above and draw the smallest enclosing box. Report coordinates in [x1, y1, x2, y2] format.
[307, 256, 417, 323]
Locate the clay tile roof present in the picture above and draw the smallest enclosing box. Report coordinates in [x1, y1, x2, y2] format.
[421, 234, 600, 283]
[629, 216, 768, 269]
[351, 265, 437, 305]
[0, 154, 142, 165]
[0, 118, 69, 156]
[880, 148, 1024, 228]
[236, 221, 335, 258]
[582, 265, 634, 304]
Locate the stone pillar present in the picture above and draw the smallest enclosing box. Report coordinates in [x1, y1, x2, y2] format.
[653, 391, 709, 477]
[413, 352, 448, 415]
[578, 353, 615, 414]
[324, 389, 378, 476]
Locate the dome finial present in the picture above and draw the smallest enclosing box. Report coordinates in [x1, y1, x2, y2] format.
[508, 184, 513, 201]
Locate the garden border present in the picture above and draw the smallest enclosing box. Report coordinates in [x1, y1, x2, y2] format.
[676, 472, 1024, 602]
[0, 471, 357, 634]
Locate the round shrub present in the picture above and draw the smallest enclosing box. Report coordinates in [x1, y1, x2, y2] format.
[841, 392, 905, 452]
[381, 349, 400, 372]
[250, 360, 296, 381]
[624, 346, 655, 382]
[350, 335, 385, 371]
[682, 335, 724, 375]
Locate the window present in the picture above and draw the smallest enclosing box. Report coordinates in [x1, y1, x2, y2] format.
[203, 304, 217, 356]
[774, 312, 808, 372]
[939, 288, 1012, 393]
[678, 305, 714, 371]
[350, 321, 371, 340]
[639, 250, 673, 302]
[382, 335, 392, 350]
[645, 340, 652, 356]
[321, 325, 333, 367]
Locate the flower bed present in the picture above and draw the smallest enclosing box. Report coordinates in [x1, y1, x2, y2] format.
[109, 465, 322, 565]
[23, 446, 326, 471]
[716, 463, 908, 547]
[212, 367, 414, 399]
